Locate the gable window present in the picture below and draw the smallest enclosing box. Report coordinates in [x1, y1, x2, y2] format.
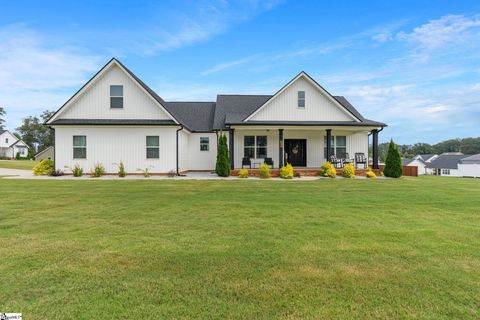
[298, 91, 305, 108]
[244, 136, 267, 159]
[146, 136, 159, 158]
[200, 137, 209, 151]
[5, 138, 8, 144]
[73, 135, 86, 159]
[324, 136, 346, 159]
[110, 85, 123, 108]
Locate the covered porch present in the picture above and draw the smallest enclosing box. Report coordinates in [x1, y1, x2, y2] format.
[227, 125, 382, 170]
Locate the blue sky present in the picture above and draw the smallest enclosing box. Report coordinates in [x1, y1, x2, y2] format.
[1, 0, 480, 144]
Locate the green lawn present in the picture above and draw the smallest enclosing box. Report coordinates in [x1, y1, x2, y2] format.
[0, 159, 39, 170]
[0, 177, 479, 319]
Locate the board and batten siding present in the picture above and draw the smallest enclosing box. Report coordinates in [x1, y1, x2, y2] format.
[187, 133, 218, 170]
[55, 126, 178, 174]
[178, 130, 189, 172]
[250, 77, 357, 122]
[232, 129, 369, 168]
[60, 65, 172, 120]
[458, 163, 480, 178]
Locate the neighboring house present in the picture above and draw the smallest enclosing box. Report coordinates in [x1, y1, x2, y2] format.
[35, 146, 54, 161]
[401, 157, 427, 175]
[458, 154, 480, 178]
[415, 154, 438, 174]
[425, 153, 469, 177]
[46, 58, 387, 174]
[0, 130, 29, 159]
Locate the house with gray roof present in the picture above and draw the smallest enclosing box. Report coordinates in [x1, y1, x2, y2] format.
[425, 153, 471, 177]
[458, 154, 480, 178]
[46, 58, 386, 174]
[0, 130, 29, 159]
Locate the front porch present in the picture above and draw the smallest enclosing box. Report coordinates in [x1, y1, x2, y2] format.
[227, 125, 381, 171]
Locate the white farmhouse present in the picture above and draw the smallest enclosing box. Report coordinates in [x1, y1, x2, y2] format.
[0, 130, 29, 159]
[46, 58, 386, 174]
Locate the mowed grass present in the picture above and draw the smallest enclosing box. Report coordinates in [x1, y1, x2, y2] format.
[0, 176, 479, 319]
[0, 159, 38, 170]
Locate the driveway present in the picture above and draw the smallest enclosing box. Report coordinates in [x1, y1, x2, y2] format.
[0, 168, 34, 178]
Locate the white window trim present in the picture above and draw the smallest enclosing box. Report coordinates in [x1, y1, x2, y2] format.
[146, 136, 160, 159]
[324, 135, 347, 158]
[298, 91, 305, 109]
[73, 135, 87, 159]
[110, 85, 124, 109]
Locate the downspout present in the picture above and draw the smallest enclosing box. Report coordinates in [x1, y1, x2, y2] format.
[176, 125, 185, 176]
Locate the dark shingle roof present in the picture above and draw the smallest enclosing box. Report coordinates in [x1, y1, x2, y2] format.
[425, 154, 469, 169]
[165, 102, 216, 132]
[418, 154, 435, 161]
[214, 95, 272, 130]
[49, 119, 176, 125]
[460, 154, 480, 163]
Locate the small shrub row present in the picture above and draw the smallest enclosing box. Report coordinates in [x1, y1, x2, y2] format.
[279, 163, 294, 179]
[319, 162, 336, 178]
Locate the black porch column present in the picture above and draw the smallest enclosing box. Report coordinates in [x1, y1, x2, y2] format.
[278, 129, 284, 168]
[229, 128, 235, 169]
[326, 129, 332, 161]
[372, 129, 379, 169]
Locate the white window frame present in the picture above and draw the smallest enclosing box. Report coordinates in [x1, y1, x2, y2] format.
[298, 91, 305, 108]
[110, 85, 124, 109]
[324, 135, 347, 158]
[146, 136, 159, 159]
[73, 135, 86, 159]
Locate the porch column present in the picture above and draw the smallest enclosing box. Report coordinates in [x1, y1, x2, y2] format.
[278, 129, 284, 168]
[326, 129, 332, 161]
[229, 128, 235, 169]
[372, 129, 379, 169]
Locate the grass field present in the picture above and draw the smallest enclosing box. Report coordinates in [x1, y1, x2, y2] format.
[0, 176, 479, 319]
[0, 159, 38, 170]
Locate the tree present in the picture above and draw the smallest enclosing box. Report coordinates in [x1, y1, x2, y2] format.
[0, 106, 5, 130]
[215, 133, 230, 177]
[384, 139, 402, 178]
[15, 110, 55, 157]
[38, 110, 55, 151]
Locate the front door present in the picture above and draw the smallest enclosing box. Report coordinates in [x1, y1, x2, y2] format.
[284, 139, 307, 167]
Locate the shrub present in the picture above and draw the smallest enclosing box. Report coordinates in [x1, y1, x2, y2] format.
[49, 169, 64, 177]
[15, 152, 21, 160]
[90, 162, 105, 177]
[384, 139, 403, 178]
[215, 133, 230, 177]
[342, 163, 355, 178]
[258, 163, 270, 179]
[137, 166, 153, 178]
[366, 170, 377, 178]
[168, 169, 176, 178]
[33, 159, 54, 176]
[319, 161, 336, 178]
[65, 163, 84, 177]
[114, 161, 127, 177]
[238, 169, 249, 178]
[279, 163, 294, 179]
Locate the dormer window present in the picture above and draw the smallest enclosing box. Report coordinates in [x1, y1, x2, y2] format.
[298, 91, 305, 108]
[110, 85, 123, 108]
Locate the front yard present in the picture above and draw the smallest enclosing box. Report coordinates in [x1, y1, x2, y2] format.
[0, 176, 478, 319]
[0, 159, 39, 170]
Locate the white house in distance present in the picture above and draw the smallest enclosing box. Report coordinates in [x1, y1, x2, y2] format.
[402, 154, 438, 175]
[46, 58, 386, 174]
[0, 130, 29, 159]
[458, 154, 480, 178]
[425, 153, 470, 177]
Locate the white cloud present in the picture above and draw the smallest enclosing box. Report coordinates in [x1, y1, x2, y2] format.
[0, 24, 100, 130]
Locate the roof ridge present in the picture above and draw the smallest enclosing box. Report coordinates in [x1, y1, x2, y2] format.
[167, 101, 216, 103]
[217, 94, 272, 97]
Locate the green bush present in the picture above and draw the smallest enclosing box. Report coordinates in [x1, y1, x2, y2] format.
[319, 161, 336, 178]
[114, 161, 127, 177]
[342, 163, 355, 178]
[90, 162, 105, 178]
[65, 163, 84, 177]
[215, 133, 230, 177]
[15, 152, 21, 160]
[32, 159, 54, 176]
[258, 163, 270, 179]
[279, 163, 294, 179]
[384, 139, 403, 178]
[238, 169, 249, 178]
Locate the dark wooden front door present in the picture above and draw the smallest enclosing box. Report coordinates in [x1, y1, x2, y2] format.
[284, 139, 307, 167]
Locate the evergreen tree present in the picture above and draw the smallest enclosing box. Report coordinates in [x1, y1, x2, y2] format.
[215, 133, 230, 177]
[384, 139, 402, 178]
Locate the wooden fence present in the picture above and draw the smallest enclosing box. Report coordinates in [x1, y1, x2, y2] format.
[378, 165, 418, 177]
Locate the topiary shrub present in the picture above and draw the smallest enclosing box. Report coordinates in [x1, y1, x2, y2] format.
[238, 168, 249, 178]
[215, 133, 230, 177]
[319, 161, 336, 178]
[342, 163, 355, 178]
[33, 159, 54, 175]
[90, 162, 105, 177]
[258, 163, 270, 179]
[366, 170, 377, 178]
[384, 139, 403, 178]
[279, 163, 294, 179]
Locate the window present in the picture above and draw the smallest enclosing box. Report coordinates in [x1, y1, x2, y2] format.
[110, 85, 123, 108]
[442, 169, 450, 175]
[146, 136, 159, 158]
[324, 136, 346, 158]
[5, 138, 8, 144]
[298, 91, 305, 108]
[200, 137, 209, 151]
[244, 136, 267, 158]
[73, 135, 86, 159]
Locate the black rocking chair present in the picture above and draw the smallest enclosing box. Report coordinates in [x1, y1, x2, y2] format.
[264, 157, 274, 168]
[329, 155, 342, 168]
[355, 153, 367, 169]
[242, 157, 252, 169]
[342, 153, 354, 166]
